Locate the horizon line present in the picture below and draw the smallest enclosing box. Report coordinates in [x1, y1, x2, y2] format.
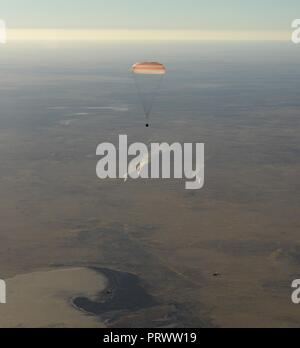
[6, 29, 290, 42]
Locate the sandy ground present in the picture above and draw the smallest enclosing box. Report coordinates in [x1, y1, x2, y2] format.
[0, 268, 107, 328]
[0, 43, 299, 327]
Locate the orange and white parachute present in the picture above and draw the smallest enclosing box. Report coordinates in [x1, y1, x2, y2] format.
[132, 62, 166, 75]
[132, 62, 166, 127]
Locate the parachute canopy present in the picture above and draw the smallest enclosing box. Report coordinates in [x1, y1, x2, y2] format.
[132, 62, 166, 75]
[132, 62, 166, 127]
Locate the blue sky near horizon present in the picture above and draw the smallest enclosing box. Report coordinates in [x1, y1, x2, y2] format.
[2, 0, 300, 30]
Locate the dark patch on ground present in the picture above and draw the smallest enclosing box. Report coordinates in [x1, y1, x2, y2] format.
[72, 267, 189, 328]
[73, 267, 156, 313]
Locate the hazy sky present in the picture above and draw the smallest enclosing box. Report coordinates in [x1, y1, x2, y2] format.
[2, 0, 299, 30]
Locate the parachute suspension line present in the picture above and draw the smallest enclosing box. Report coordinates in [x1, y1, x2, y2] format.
[132, 73, 163, 127]
[146, 74, 163, 126]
